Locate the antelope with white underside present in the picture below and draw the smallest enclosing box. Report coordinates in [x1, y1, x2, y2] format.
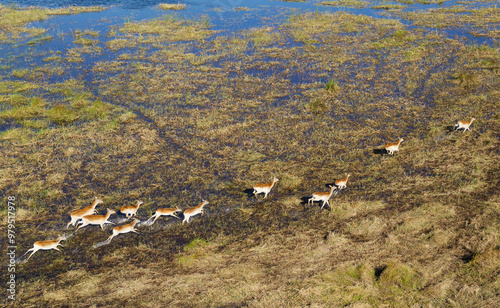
[253, 177, 279, 199]
[455, 118, 475, 132]
[182, 200, 209, 224]
[385, 138, 404, 155]
[67, 197, 103, 229]
[335, 173, 350, 190]
[120, 200, 143, 218]
[75, 209, 116, 231]
[308, 185, 337, 209]
[147, 207, 182, 225]
[107, 219, 140, 243]
[22, 235, 67, 261]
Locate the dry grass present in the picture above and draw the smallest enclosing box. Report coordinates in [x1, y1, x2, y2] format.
[0, 5, 499, 308]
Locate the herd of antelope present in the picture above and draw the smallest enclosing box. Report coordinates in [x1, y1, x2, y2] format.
[22, 117, 475, 261]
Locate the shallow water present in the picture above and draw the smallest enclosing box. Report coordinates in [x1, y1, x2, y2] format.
[1, 0, 494, 75]
[0, 0, 497, 132]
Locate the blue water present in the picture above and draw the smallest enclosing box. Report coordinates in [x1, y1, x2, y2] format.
[0, 0, 497, 104]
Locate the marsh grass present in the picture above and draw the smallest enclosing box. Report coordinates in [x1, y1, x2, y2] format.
[400, 6, 500, 37]
[0, 5, 106, 44]
[158, 3, 186, 10]
[0, 6, 499, 308]
[319, 0, 369, 8]
[120, 15, 215, 42]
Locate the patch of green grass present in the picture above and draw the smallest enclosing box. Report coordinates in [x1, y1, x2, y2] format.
[286, 11, 404, 43]
[0, 97, 47, 121]
[50, 79, 86, 97]
[0, 5, 106, 43]
[65, 48, 84, 63]
[378, 262, 422, 291]
[404, 46, 427, 61]
[42, 55, 62, 62]
[48, 104, 79, 125]
[0, 127, 29, 141]
[305, 98, 329, 114]
[73, 37, 98, 46]
[159, 3, 186, 10]
[106, 38, 138, 50]
[11, 68, 29, 78]
[82, 100, 111, 120]
[245, 27, 281, 47]
[120, 15, 215, 42]
[324, 79, 340, 92]
[0, 80, 39, 94]
[371, 29, 416, 49]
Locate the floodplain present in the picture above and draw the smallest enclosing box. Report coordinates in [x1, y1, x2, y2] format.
[0, 0, 498, 307]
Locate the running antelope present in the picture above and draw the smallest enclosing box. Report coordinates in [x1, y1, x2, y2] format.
[308, 185, 337, 209]
[335, 173, 351, 190]
[455, 118, 475, 132]
[23, 235, 66, 261]
[147, 207, 182, 225]
[385, 138, 404, 155]
[106, 219, 140, 243]
[67, 197, 103, 229]
[253, 177, 279, 199]
[76, 209, 116, 231]
[182, 200, 209, 224]
[120, 200, 143, 218]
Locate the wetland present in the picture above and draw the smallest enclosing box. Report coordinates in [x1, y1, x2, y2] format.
[0, 0, 499, 307]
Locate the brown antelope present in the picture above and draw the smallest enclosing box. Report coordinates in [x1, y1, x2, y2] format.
[335, 173, 350, 190]
[182, 200, 209, 224]
[23, 235, 66, 260]
[455, 118, 475, 132]
[76, 209, 116, 231]
[120, 200, 143, 218]
[67, 197, 103, 229]
[385, 138, 404, 155]
[308, 185, 337, 209]
[147, 207, 182, 225]
[106, 219, 140, 243]
[253, 177, 279, 199]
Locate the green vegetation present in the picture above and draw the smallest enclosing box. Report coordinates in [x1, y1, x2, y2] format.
[0, 5, 106, 43]
[400, 6, 500, 37]
[120, 15, 215, 42]
[158, 3, 187, 10]
[0, 3, 499, 308]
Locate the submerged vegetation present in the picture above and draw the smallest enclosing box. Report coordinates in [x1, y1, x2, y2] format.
[0, 4, 106, 43]
[0, 1, 499, 307]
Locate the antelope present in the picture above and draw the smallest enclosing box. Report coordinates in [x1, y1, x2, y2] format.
[75, 209, 116, 231]
[385, 138, 404, 155]
[308, 185, 337, 209]
[182, 200, 209, 224]
[107, 219, 140, 243]
[253, 177, 279, 199]
[335, 173, 350, 190]
[147, 207, 182, 225]
[455, 118, 475, 132]
[67, 197, 103, 229]
[120, 200, 143, 218]
[22, 235, 66, 261]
